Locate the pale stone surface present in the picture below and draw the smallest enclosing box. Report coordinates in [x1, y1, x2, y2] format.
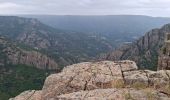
[57, 88, 170, 100]
[146, 70, 170, 87]
[11, 60, 170, 100]
[115, 60, 138, 71]
[42, 61, 125, 99]
[124, 70, 149, 86]
[9, 90, 42, 100]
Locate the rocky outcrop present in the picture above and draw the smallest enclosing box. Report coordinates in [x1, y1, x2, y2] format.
[0, 36, 58, 70]
[158, 55, 170, 70]
[11, 60, 170, 100]
[11, 88, 170, 100]
[157, 33, 170, 70]
[5, 48, 58, 70]
[99, 24, 170, 70]
[57, 88, 170, 100]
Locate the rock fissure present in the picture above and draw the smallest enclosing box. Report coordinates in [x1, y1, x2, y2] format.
[26, 90, 36, 100]
[143, 70, 150, 87]
[66, 75, 77, 88]
[83, 91, 90, 99]
[119, 63, 125, 83]
[57, 74, 77, 95]
[159, 90, 170, 97]
[83, 81, 88, 91]
[123, 69, 137, 72]
[107, 64, 114, 76]
[83, 76, 92, 91]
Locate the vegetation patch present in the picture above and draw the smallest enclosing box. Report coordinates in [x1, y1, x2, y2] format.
[111, 79, 125, 88]
[130, 82, 148, 90]
[124, 92, 135, 100]
[142, 88, 156, 100]
[0, 64, 49, 100]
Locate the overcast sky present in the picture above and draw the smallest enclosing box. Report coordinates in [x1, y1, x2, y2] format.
[0, 0, 170, 17]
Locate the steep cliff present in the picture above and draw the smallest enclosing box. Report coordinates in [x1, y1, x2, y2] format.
[11, 60, 170, 100]
[0, 36, 58, 70]
[100, 24, 170, 70]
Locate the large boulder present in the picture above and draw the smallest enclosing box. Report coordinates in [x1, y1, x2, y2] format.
[11, 60, 170, 100]
[57, 88, 170, 100]
[42, 60, 137, 99]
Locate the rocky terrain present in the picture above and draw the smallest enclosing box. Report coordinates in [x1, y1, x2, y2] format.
[0, 16, 113, 67]
[2, 16, 170, 99]
[11, 60, 170, 100]
[0, 36, 59, 99]
[0, 36, 58, 70]
[158, 55, 170, 70]
[0, 16, 115, 99]
[100, 24, 170, 70]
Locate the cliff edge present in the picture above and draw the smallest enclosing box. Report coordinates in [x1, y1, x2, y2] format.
[11, 60, 170, 100]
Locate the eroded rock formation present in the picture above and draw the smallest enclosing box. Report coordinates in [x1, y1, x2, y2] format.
[11, 60, 170, 100]
[0, 36, 59, 70]
[99, 24, 170, 70]
[158, 33, 170, 70]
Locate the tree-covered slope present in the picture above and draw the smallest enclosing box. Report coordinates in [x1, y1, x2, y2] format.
[0, 16, 113, 67]
[0, 16, 113, 99]
[0, 64, 49, 100]
[0, 36, 58, 100]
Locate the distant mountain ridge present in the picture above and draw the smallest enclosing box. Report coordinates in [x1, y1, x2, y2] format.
[21, 15, 170, 42]
[2, 15, 170, 69]
[2, 15, 170, 99]
[0, 16, 113, 67]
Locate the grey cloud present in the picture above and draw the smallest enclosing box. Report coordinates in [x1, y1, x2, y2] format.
[0, 0, 169, 17]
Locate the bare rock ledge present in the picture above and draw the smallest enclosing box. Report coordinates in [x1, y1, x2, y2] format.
[11, 60, 170, 100]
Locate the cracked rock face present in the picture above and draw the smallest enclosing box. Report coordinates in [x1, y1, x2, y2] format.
[11, 60, 170, 100]
[57, 88, 170, 100]
[42, 60, 137, 99]
[6, 49, 59, 70]
[158, 55, 170, 70]
[100, 24, 170, 70]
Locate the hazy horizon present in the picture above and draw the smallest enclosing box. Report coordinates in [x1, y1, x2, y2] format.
[0, 0, 170, 17]
[1, 14, 170, 19]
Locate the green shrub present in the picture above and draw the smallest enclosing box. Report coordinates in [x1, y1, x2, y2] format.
[130, 82, 148, 90]
[124, 92, 135, 100]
